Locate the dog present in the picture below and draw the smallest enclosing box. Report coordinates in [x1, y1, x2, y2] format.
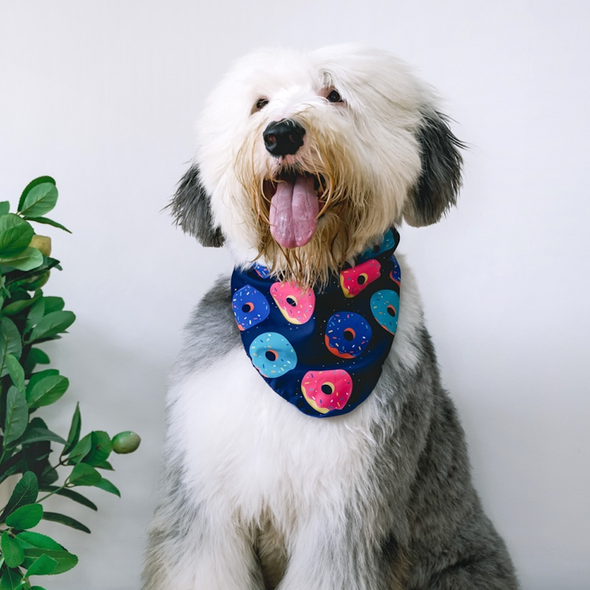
[142, 44, 519, 589]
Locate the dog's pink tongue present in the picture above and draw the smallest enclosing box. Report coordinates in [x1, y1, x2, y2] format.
[270, 175, 319, 248]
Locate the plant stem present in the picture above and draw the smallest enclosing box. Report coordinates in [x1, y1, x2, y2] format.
[36, 483, 68, 503]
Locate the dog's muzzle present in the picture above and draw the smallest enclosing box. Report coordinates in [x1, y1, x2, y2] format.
[263, 119, 306, 157]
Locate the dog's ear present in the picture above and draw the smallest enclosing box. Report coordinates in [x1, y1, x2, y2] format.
[169, 164, 225, 247]
[404, 111, 465, 227]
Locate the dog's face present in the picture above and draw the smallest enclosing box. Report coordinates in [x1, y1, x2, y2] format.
[172, 44, 463, 286]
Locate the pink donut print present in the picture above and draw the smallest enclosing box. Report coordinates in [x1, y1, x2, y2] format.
[340, 259, 381, 298]
[270, 281, 315, 325]
[301, 369, 353, 414]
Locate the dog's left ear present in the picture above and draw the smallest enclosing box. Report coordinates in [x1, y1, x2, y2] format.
[169, 164, 225, 247]
[403, 110, 465, 227]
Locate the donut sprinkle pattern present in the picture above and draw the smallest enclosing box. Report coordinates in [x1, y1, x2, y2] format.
[325, 312, 372, 359]
[370, 289, 400, 334]
[249, 332, 297, 378]
[230, 226, 401, 418]
[301, 369, 353, 414]
[340, 259, 381, 298]
[270, 281, 315, 325]
[390, 256, 401, 285]
[232, 284, 270, 331]
[253, 263, 271, 279]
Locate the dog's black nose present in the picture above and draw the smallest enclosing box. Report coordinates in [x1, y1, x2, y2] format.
[263, 119, 306, 157]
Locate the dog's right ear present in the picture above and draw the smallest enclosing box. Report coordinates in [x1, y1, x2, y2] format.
[169, 164, 225, 247]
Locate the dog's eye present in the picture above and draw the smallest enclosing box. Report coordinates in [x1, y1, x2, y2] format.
[255, 97, 269, 110]
[326, 89, 344, 103]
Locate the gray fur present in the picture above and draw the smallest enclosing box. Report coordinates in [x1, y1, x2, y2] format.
[169, 164, 225, 247]
[172, 275, 239, 380]
[404, 111, 465, 227]
[144, 278, 519, 590]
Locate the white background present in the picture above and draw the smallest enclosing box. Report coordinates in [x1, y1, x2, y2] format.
[1, 1, 589, 589]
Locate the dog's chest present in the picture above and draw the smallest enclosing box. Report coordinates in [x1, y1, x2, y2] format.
[167, 347, 380, 519]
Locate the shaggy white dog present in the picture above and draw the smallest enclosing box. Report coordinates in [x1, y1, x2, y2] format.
[142, 45, 519, 590]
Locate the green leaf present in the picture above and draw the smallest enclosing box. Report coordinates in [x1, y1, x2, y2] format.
[62, 403, 81, 456]
[15, 531, 63, 551]
[41, 512, 90, 533]
[0, 215, 34, 258]
[18, 182, 58, 219]
[0, 248, 43, 272]
[1, 533, 24, 568]
[38, 486, 97, 511]
[23, 548, 77, 575]
[67, 463, 101, 487]
[5, 355, 25, 392]
[37, 465, 58, 488]
[25, 369, 58, 393]
[19, 425, 66, 446]
[26, 311, 75, 344]
[3, 388, 28, 448]
[66, 432, 91, 464]
[29, 587, 48, 590]
[5, 504, 43, 530]
[41, 297, 64, 315]
[20, 348, 50, 376]
[1, 294, 39, 317]
[24, 554, 57, 577]
[30, 349, 50, 364]
[25, 299, 45, 333]
[17, 177, 56, 212]
[26, 374, 69, 409]
[82, 431, 112, 466]
[0, 318, 23, 375]
[0, 202, 9, 216]
[0, 452, 26, 486]
[22, 216, 71, 234]
[0, 565, 23, 590]
[93, 460, 114, 471]
[94, 477, 121, 497]
[0, 472, 38, 521]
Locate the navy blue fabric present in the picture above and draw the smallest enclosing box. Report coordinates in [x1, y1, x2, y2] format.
[231, 228, 401, 418]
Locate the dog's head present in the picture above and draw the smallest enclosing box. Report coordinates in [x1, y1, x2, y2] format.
[171, 44, 464, 286]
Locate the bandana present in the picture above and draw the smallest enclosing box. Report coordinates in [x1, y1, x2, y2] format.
[231, 228, 401, 418]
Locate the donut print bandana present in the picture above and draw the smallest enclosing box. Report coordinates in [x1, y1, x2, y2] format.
[231, 227, 401, 418]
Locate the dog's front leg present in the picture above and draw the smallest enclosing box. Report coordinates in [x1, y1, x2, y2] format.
[142, 480, 264, 590]
[277, 506, 397, 590]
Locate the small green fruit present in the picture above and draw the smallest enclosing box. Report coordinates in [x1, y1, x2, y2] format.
[29, 234, 52, 257]
[25, 270, 50, 290]
[111, 431, 141, 454]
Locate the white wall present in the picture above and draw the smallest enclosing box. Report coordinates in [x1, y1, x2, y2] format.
[1, 1, 588, 589]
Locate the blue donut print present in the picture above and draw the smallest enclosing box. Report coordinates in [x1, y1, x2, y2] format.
[253, 263, 271, 279]
[232, 285, 270, 331]
[249, 332, 297, 377]
[390, 256, 401, 285]
[370, 290, 400, 334]
[358, 229, 396, 262]
[325, 312, 372, 359]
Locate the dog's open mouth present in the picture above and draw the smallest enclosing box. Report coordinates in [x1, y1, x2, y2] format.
[264, 173, 324, 249]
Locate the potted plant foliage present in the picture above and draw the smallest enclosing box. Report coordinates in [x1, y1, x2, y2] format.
[0, 177, 140, 590]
